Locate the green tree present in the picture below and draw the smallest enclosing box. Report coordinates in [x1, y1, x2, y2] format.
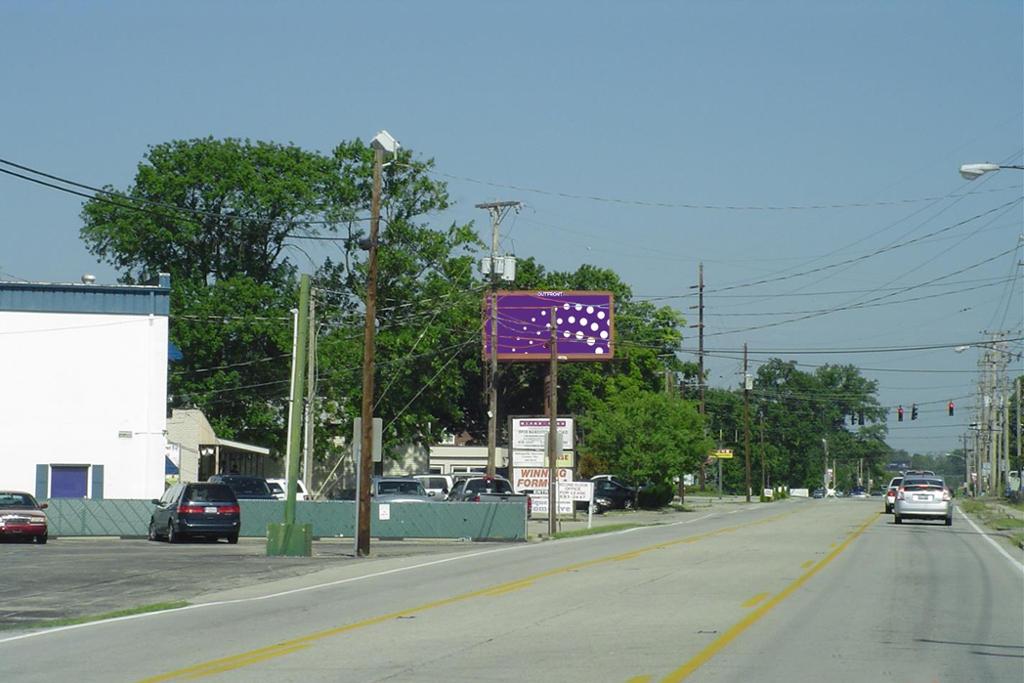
[580, 385, 711, 487]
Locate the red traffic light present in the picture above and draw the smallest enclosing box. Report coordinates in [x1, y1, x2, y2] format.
[897, 405, 904, 422]
[948, 401, 955, 417]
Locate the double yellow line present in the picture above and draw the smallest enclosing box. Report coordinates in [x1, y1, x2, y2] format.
[141, 510, 793, 681]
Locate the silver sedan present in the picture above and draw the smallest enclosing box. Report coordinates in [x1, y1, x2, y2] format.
[894, 476, 952, 526]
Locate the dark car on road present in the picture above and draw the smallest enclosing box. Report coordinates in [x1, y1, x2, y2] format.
[206, 474, 275, 500]
[591, 478, 636, 512]
[0, 491, 48, 543]
[149, 482, 241, 543]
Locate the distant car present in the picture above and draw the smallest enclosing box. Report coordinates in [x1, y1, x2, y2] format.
[0, 491, 48, 544]
[265, 478, 310, 501]
[884, 477, 903, 513]
[902, 470, 935, 477]
[371, 477, 433, 503]
[894, 475, 952, 526]
[812, 488, 825, 499]
[413, 474, 454, 498]
[850, 487, 868, 499]
[149, 482, 240, 543]
[207, 474, 275, 500]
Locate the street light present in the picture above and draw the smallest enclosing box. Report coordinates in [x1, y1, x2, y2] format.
[959, 162, 1024, 180]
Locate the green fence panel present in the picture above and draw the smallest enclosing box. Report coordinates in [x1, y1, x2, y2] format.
[45, 499, 525, 541]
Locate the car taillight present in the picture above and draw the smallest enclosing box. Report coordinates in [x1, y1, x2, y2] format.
[219, 505, 240, 514]
[942, 490, 951, 501]
[897, 487, 905, 501]
[178, 505, 205, 514]
[471, 495, 481, 502]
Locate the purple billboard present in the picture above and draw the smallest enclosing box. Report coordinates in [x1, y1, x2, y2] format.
[483, 290, 615, 362]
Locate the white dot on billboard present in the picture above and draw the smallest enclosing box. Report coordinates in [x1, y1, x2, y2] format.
[563, 303, 570, 310]
[600, 330, 608, 339]
[591, 323, 599, 331]
[531, 317, 536, 322]
[595, 347, 604, 354]
[574, 303, 582, 311]
[568, 316, 575, 324]
[511, 348, 516, 352]
[563, 331, 570, 338]
[542, 310, 547, 316]
[557, 317, 563, 325]
[597, 311, 606, 320]
[580, 317, 588, 326]
[522, 326, 527, 331]
[575, 331, 584, 340]
[587, 306, 594, 314]
[586, 337, 595, 346]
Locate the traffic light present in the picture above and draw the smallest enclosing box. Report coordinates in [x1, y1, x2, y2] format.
[911, 403, 918, 420]
[897, 405, 904, 422]
[948, 401, 955, 417]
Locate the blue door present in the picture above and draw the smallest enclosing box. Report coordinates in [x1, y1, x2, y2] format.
[50, 466, 89, 498]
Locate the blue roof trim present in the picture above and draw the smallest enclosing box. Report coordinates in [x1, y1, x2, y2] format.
[0, 274, 170, 316]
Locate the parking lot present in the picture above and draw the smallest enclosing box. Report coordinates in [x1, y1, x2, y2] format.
[0, 536, 486, 630]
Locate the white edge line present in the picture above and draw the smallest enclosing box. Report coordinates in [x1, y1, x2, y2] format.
[0, 512, 725, 645]
[957, 507, 1024, 575]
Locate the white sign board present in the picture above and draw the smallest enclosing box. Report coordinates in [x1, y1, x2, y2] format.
[378, 503, 390, 520]
[511, 418, 574, 451]
[529, 493, 573, 515]
[513, 449, 574, 468]
[513, 467, 573, 492]
[558, 480, 594, 502]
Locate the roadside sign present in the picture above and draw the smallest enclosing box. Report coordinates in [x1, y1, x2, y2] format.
[511, 418, 574, 450]
[712, 448, 734, 459]
[529, 493, 573, 515]
[513, 449, 574, 468]
[558, 480, 594, 502]
[513, 467, 572, 492]
[353, 417, 383, 463]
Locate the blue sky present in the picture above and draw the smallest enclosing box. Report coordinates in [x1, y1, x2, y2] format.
[2, 1, 1021, 455]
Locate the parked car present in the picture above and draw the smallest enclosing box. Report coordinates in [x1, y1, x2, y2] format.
[591, 477, 636, 512]
[850, 486, 868, 499]
[0, 491, 48, 544]
[413, 474, 454, 498]
[812, 488, 825, 499]
[884, 477, 903, 513]
[371, 477, 434, 503]
[446, 476, 530, 516]
[207, 474, 275, 500]
[265, 478, 310, 501]
[894, 475, 952, 526]
[149, 482, 241, 543]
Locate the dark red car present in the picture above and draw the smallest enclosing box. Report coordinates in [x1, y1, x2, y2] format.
[0, 491, 49, 543]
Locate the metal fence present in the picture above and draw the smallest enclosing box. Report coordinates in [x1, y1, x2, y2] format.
[44, 499, 526, 541]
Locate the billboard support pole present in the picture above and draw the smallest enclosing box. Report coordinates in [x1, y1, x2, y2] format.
[548, 306, 559, 538]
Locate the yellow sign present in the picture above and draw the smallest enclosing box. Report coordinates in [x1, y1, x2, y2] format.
[712, 449, 734, 459]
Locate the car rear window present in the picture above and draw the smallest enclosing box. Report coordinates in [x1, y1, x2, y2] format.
[0, 492, 38, 507]
[185, 484, 238, 502]
[466, 479, 513, 494]
[377, 481, 425, 495]
[903, 478, 943, 489]
[222, 478, 272, 496]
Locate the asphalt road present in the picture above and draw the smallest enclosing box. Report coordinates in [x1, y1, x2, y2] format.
[2, 499, 1021, 682]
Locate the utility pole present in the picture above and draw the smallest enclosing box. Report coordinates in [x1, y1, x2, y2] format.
[476, 200, 520, 477]
[759, 412, 766, 493]
[303, 292, 316, 498]
[547, 306, 559, 539]
[357, 140, 386, 557]
[690, 263, 706, 488]
[743, 343, 752, 503]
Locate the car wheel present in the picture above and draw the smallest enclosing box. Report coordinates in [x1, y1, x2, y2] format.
[167, 521, 178, 544]
[36, 533, 48, 544]
[227, 533, 239, 544]
[624, 499, 634, 511]
[894, 515, 902, 525]
[148, 520, 159, 541]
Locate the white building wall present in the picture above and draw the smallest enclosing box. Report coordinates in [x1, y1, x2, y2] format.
[0, 311, 168, 499]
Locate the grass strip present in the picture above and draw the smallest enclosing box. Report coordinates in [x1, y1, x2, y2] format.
[0, 600, 189, 632]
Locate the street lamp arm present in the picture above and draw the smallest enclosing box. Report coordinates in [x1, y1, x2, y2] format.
[959, 162, 1024, 180]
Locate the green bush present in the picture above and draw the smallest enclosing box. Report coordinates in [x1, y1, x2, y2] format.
[638, 482, 674, 509]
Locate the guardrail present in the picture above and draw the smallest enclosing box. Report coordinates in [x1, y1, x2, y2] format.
[44, 499, 526, 541]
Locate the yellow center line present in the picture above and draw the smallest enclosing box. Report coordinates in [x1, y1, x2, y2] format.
[140, 509, 799, 682]
[741, 592, 769, 608]
[800, 559, 815, 569]
[657, 511, 880, 683]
